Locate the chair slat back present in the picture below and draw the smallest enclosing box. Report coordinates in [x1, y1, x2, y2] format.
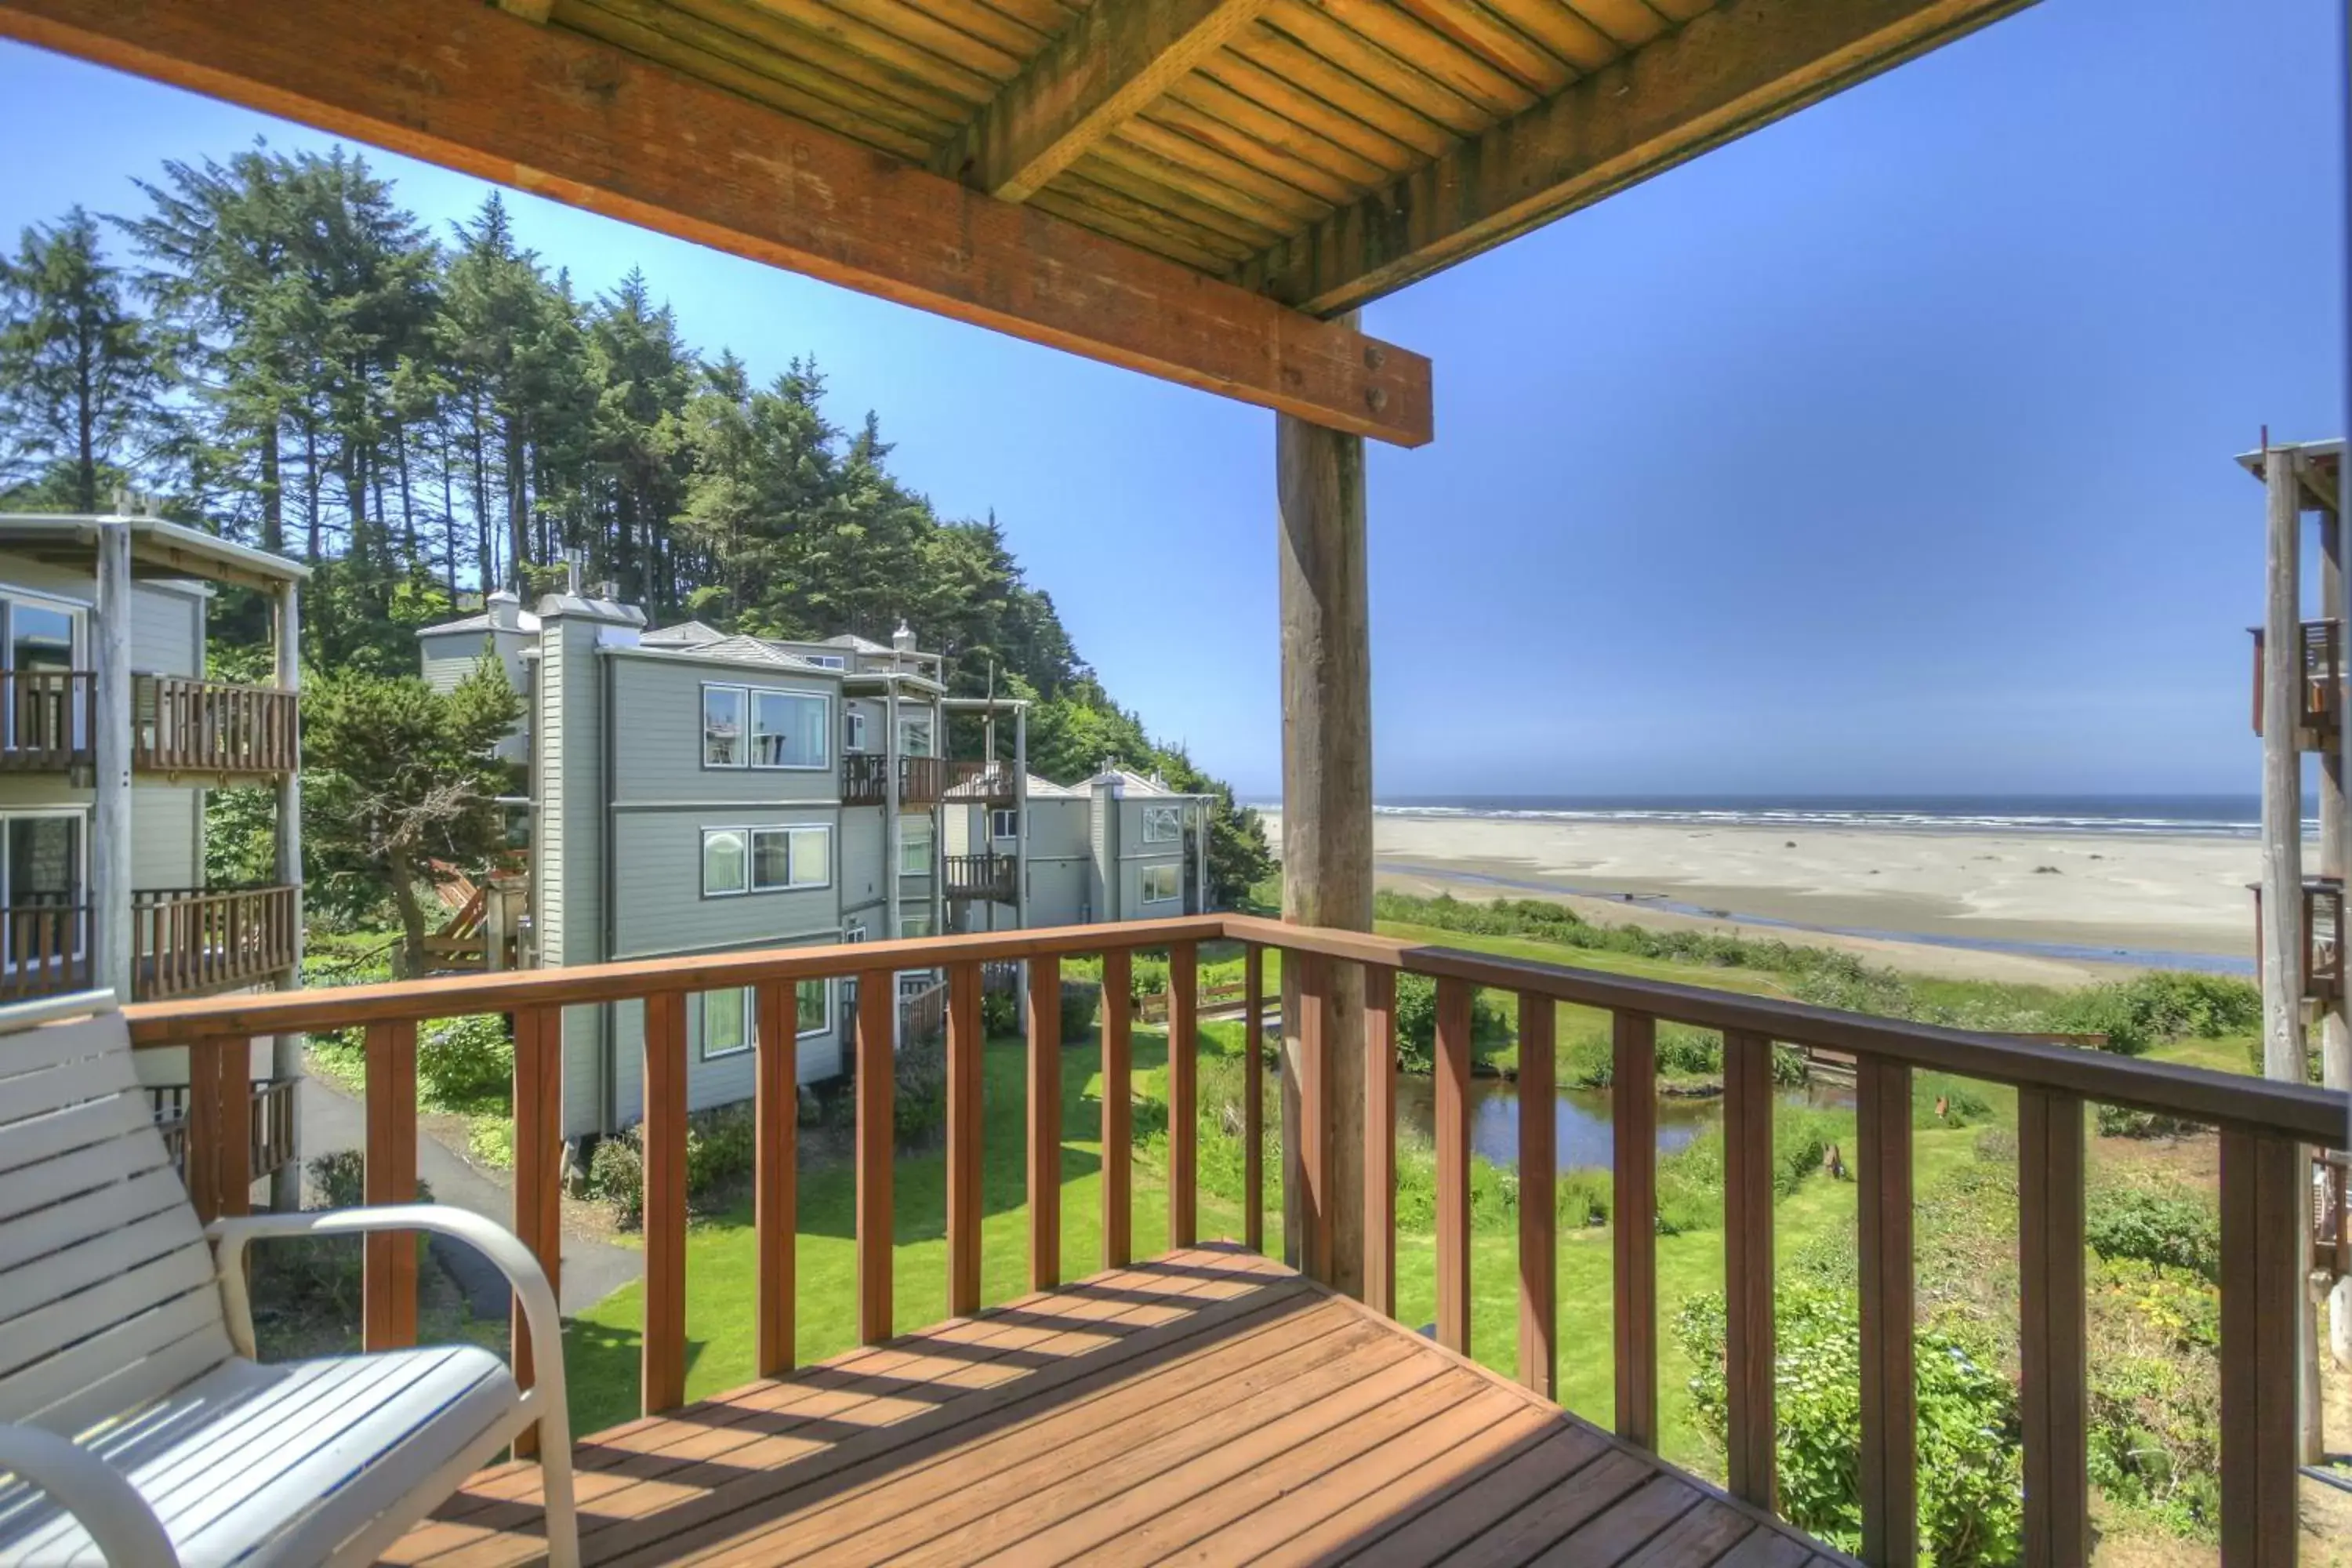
[0, 1004, 232, 1432]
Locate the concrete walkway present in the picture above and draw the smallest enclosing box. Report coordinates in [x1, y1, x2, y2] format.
[296, 1075, 641, 1317]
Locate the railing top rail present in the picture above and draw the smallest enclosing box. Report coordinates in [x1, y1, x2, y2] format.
[135, 672, 298, 695]
[1220, 916, 2351, 1149]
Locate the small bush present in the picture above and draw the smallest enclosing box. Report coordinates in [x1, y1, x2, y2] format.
[586, 1134, 644, 1228]
[1390, 972, 1510, 1073]
[2096, 1103, 2202, 1139]
[896, 1030, 947, 1142]
[685, 1103, 758, 1196]
[2086, 1184, 2220, 1282]
[980, 989, 1018, 1036]
[2051, 972, 2259, 1056]
[309, 1147, 367, 1209]
[416, 1014, 514, 1111]
[1059, 979, 1100, 1043]
[1558, 1167, 1611, 1228]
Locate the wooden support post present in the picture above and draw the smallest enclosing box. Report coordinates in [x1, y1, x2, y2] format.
[1026, 954, 1061, 1290]
[1243, 944, 1265, 1254]
[1612, 1012, 1658, 1448]
[269, 578, 303, 1213]
[753, 983, 797, 1375]
[946, 962, 984, 1313]
[1167, 939, 1198, 1247]
[92, 520, 131, 1005]
[1277, 402, 1373, 1299]
[1363, 963, 1396, 1316]
[1722, 1029, 1776, 1511]
[1516, 993, 1555, 1399]
[362, 1019, 418, 1353]
[2017, 1087, 2088, 1568]
[2260, 444, 2305, 1079]
[855, 968, 893, 1342]
[2322, 503, 2350, 1094]
[641, 993, 687, 1411]
[1435, 976, 1473, 1356]
[2219, 1127, 2303, 1568]
[513, 1007, 563, 1450]
[1857, 1058, 1917, 1567]
[1100, 948, 1133, 1271]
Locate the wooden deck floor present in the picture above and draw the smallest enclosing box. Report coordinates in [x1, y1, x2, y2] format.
[387, 1245, 1846, 1567]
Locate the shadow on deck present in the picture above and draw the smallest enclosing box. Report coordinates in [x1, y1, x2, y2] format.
[387, 1244, 1845, 1567]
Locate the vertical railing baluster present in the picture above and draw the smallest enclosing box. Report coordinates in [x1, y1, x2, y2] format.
[1168, 939, 1198, 1248]
[946, 961, 982, 1312]
[2018, 1087, 2087, 1567]
[1722, 1028, 1777, 1509]
[513, 1007, 563, 1453]
[754, 982, 798, 1374]
[362, 1018, 419, 1352]
[217, 1035, 251, 1218]
[1613, 1011, 1658, 1448]
[1517, 990, 1555, 1398]
[1363, 962, 1395, 1316]
[2219, 1126, 2303, 1567]
[1026, 954, 1061, 1289]
[1101, 948, 1133, 1270]
[1243, 944, 1265, 1254]
[1295, 950, 1332, 1284]
[855, 967, 894, 1341]
[183, 1037, 223, 1224]
[642, 992, 688, 1410]
[1435, 975, 1472, 1355]
[1857, 1055, 1917, 1566]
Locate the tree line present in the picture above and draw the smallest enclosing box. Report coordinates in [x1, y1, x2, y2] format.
[0, 140, 1272, 904]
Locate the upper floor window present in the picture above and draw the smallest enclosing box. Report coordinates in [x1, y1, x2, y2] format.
[703, 823, 831, 895]
[900, 815, 933, 876]
[1140, 863, 1181, 904]
[1142, 804, 1183, 844]
[990, 808, 1018, 841]
[800, 653, 847, 670]
[898, 711, 934, 757]
[704, 682, 829, 770]
[844, 710, 868, 753]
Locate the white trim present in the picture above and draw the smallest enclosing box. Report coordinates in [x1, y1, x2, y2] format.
[702, 680, 833, 771]
[843, 709, 868, 753]
[1141, 803, 1183, 844]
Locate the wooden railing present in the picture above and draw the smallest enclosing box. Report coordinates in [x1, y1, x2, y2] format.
[133, 673, 299, 776]
[2251, 619, 2343, 744]
[151, 1076, 299, 1181]
[943, 759, 1018, 804]
[0, 899, 89, 1000]
[0, 670, 93, 768]
[120, 915, 2350, 1560]
[840, 753, 946, 806]
[132, 884, 299, 1000]
[942, 852, 1016, 904]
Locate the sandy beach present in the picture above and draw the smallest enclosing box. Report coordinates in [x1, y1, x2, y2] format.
[1257, 809, 2259, 986]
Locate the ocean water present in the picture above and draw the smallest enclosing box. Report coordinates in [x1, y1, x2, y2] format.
[1359, 793, 2275, 840]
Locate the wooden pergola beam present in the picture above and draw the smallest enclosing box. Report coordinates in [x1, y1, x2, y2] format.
[0, 0, 1432, 446]
[935, 0, 1273, 203]
[1241, 0, 2037, 315]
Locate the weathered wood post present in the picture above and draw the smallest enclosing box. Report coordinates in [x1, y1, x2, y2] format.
[93, 518, 132, 1005]
[2321, 466, 2352, 1376]
[1276, 397, 1373, 1295]
[2259, 445, 2304, 1079]
[270, 576, 305, 1211]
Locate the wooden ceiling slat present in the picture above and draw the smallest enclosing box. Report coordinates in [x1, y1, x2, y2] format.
[557, 0, 941, 155]
[812, 0, 1030, 78]
[1095, 124, 1327, 229]
[655, 0, 986, 117]
[1260, 2, 1492, 139]
[1474, 0, 1621, 71]
[1113, 117, 1330, 220]
[1227, 24, 1454, 159]
[1642, 0, 1715, 23]
[1559, 0, 1669, 52]
[967, 0, 1083, 43]
[724, 0, 1001, 103]
[1309, 0, 1538, 120]
[1069, 143, 1287, 248]
[1139, 93, 1373, 204]
[1031, 177, 1252, 270]
[1389, 1, 1576, 96]
[1183, 55, 1420, 176]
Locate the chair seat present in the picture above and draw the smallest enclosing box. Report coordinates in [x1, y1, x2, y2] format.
[0, 1344, 518, 1566]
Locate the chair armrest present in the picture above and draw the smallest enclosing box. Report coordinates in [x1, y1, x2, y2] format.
[206, 1206, 561, 1388]
[0, 1423, 179, 1568]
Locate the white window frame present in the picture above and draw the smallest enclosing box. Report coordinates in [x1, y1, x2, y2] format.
[1139, 862, 1181, 905]
[749, 687, 832, 771]
[0, 807, 88, 970]
[704, 822, 833, 897]
[800, 652, 848, 670]
[702, 683, 748, 768]
[990, 808, 1019, 841]
[697, 986, 752, 1060]
[1141, 804, 1183, 844]
[899, 815, 934, 877]
[898, 912, 933, 940]
[843, 709, 868, 753]
[793, 976, 832, 1038]
[1, 587, 89, 753]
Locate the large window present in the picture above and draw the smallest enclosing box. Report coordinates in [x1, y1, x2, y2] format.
[704, 824, 831, 896]
[1142, 804, 1183, 844]
[751, 689, 829, 769]
[699, 981, 830, 1059]
[704, 682, 830, 769]
[898, 711, 934, 757]
[898, 816, 934, 876]
[1140, 863, 1180, 904]
[0, 812, 84, 968]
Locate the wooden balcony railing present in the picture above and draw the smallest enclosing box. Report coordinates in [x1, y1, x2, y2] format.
[121, 914, 2350, 1563]
[942, 851, 1016, 904]
[133, 673, 299, 777]
[2251, 876, 2345, 1002]
[840, 753, 946, 807]
[150, 1075, 299, 1182]
[0, 898, 89, 1000]
[132, 884, 300, 1000]
[2251, 619, 2343, 746]
[943, 759, 1018, 804]
[0, 669, 93, 768]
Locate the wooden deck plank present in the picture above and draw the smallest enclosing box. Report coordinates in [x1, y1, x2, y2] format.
[395, 1244, 1841, 1568]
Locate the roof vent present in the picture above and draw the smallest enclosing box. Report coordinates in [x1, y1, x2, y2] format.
[892, 619, 916, 652]
[486, 587, 523, 630]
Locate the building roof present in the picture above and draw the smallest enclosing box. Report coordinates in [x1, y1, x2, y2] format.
[818, 633, 895, 653]
[1089, 767, 1210, 798]
[417, 607, 543, 637]
[642, 619, 728, 647]
[0, 513, 310, 588]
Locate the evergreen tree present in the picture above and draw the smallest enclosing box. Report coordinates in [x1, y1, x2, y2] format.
[0, 207, 168, 510]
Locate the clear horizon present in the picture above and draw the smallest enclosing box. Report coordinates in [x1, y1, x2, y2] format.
[1, 0, 2343, 801]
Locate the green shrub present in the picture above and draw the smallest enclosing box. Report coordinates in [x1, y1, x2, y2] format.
[980, 989, 1018, 1036]
[2050, 972, 2259, 1056]
[415, 1014, 514, 1111]
[586, 1134, 644, 1229]
[1676, 1283, 2021, 1564]
[2086, 1184, 2220, 1282]
[1558, 1167, 1611, 1228]
[685, 1103, 758, 1196]
[895, 1030, 947, 1142]
[1059, 979, 1100, 1043]
[1390, 971, 1510, 1074]
[2096, 1103, 2203, 1139]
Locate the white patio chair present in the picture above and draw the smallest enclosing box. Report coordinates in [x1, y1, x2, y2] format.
[0, 993, 578, 1566]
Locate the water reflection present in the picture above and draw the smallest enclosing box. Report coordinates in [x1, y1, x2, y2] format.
[1388, 1072, 1857, 1170]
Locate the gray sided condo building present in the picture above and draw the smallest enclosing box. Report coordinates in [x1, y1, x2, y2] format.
[418, 597, 1214, 1139]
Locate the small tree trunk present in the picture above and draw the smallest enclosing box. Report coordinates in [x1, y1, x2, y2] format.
[387, 844, 430, 979]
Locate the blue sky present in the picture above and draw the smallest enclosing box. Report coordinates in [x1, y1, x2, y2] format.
[0, 0, 2342, 800]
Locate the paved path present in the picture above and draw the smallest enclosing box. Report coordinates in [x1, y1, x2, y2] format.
[296, 1075, 641, 1316]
